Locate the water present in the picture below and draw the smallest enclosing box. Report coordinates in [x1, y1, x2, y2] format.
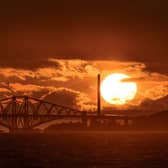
[0, 131, 168, 168]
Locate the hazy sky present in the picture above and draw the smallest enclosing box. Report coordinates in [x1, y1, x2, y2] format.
[0, 0, 168, 112]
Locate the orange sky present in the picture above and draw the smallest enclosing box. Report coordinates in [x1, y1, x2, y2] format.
[0, 1, 168, 113]
[1, 59, 168, 113]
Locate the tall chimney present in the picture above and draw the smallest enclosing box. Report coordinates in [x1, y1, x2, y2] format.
[97, 74, 101, 116]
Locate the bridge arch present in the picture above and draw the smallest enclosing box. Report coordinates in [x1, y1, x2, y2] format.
[0, 96, 87, 131]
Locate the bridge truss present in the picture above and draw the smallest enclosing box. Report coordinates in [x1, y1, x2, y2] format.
[0, 96, 85, 131]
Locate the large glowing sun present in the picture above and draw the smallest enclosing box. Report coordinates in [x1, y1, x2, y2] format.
[100, 73, 137, 105]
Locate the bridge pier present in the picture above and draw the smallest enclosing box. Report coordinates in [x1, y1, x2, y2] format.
[81, 112, 86, 127]
[81, 112, 92, 128]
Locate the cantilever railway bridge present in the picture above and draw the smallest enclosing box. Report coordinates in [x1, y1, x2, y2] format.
[0, 96, 134, 132]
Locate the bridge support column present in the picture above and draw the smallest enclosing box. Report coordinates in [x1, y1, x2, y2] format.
[124, 117, 129, 126]
[81, 112, 91, 128]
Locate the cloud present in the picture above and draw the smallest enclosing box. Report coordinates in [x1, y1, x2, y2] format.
[35, 67, 68, 82]
[0, 88, 10, 93]
[0, 82, 13, 98]
[0, 68, 34, 80]
[0, 59, 168, 112]
[9, 83, 44, 93]
[48, 58, 99, 79]
[137, 95, 168, 112]
[1, 81, 96, 111]
[142, 84, 168, 100]
[0, 59, 99, 111]
[6, 83, 55, 99]
[0, 59, 99, 83]
[43, 87, 96, 111]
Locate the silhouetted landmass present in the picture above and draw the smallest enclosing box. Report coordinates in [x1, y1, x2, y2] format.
[134, 110, 168, 130]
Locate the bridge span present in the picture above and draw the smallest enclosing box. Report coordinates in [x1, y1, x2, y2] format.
[0, 96, 135, 132]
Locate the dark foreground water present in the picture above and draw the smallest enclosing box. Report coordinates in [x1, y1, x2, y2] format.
[0, 131, 168, 168]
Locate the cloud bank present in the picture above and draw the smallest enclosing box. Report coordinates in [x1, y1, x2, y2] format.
[0, 59, 168, 112]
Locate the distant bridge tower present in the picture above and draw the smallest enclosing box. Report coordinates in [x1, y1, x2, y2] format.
[97, 74, 101, 116]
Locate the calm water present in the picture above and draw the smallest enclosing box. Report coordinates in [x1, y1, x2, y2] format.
[0, 131, 168, 168]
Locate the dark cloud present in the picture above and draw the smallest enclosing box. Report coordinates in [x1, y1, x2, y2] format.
[0, 0, 167, 73]
[137, 95, 168, 112]
[43, 88, 78, 108]
[43, 88, 96, 111]
[1, 0, 168, 113]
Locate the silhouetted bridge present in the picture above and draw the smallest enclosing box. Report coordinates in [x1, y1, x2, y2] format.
[0, 96, 134, 132]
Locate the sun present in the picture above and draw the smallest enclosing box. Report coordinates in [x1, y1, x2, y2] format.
[100, 73, 137, 105]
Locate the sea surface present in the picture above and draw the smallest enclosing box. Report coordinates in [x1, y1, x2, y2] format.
[0, 131, 168, 168]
